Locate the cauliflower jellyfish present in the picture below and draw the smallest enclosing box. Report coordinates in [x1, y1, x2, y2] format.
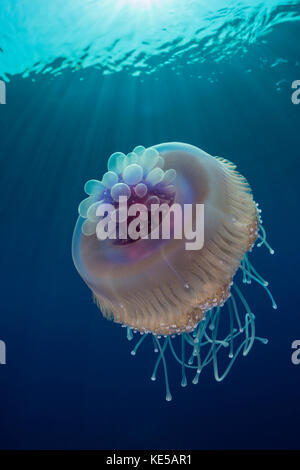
[72, 142, 276, 401]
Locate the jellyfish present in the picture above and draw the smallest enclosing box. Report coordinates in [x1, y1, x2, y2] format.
[72, 142, 276, 401]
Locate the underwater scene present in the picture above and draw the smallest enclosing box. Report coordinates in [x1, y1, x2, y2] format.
[0, 0, 300, 451]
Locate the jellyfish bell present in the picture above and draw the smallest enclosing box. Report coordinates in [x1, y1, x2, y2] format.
[72, 142, 276, 400]
[73, 142, 255, 334]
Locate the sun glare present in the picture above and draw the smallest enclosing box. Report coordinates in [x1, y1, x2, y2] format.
[117, 0, 170, 11]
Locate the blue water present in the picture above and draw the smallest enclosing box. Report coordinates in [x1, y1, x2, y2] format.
[0, 0, 300, 450]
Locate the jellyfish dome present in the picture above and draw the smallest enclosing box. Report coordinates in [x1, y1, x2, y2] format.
[72, 142, 276, 400]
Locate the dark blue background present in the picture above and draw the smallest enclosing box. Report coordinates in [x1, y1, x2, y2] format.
[0, 22, 299, 449]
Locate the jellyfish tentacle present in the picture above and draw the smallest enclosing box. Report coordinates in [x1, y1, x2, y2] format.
[127, 326, 133, 341]
[167, 337, 198, 370]
[239, 252, 277, 310]
[130, 333, 147, 356]
[257, 223, 274, 254]
[152, 335, 159, 353]
[152, 337, 172, 402]
[244, 253, 268, 285]
[181, 335, 187, 387]
[233, 284, 251, 314]
[228, 299, 234, 358]
[230, 294, 243, 332]
[125, 281, 270, 395]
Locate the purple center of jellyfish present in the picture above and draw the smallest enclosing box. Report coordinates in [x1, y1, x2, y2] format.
[78, 146, 177, 244]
